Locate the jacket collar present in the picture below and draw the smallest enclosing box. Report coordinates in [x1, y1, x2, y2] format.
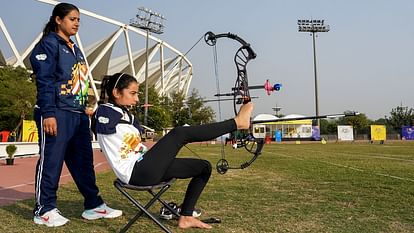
[50, 32, 75, 46]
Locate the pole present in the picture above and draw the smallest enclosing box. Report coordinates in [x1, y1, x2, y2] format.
[130, 7, 165, 126]
[312, 31, 320, 128]
[144, 30, 149, 125]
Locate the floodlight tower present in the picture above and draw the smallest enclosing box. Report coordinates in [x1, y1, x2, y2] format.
[297, 19, 329, 128]
[130, 7, 165, 125]
[272, 105, 282, 117]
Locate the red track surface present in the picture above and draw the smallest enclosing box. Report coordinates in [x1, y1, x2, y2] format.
[0, 149, 111, 206]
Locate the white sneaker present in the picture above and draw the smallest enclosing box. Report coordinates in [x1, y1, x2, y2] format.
[81, 203, 122, 220]
[33, 208, 69, 227]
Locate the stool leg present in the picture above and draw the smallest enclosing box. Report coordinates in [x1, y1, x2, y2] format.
[149, 190, 180, 218]
[115, 183, 173, 233]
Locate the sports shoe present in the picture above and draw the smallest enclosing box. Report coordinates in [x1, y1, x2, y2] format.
[81, 203, 123, 220]
[159, 202, 202, 220]
[33, 208, 69, 227]
[159, 202, 178, 220]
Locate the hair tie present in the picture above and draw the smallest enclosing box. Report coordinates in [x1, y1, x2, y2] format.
[114, 73, 125, 89]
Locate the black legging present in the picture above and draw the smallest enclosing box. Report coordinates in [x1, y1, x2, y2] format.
[129, 119, 236, 216]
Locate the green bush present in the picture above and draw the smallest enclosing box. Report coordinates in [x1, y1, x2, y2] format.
[5, 144, 17, 158]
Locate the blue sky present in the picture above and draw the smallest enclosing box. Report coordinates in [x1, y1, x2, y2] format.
[1, 0, 414, 120]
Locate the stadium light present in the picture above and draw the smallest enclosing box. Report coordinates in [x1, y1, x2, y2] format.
[130, 7, 166, 126]
[272, 105, 282, 117]
[298, 19, 330, 129]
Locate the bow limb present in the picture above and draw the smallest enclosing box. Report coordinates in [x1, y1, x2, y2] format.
[204, 31, 256, 114]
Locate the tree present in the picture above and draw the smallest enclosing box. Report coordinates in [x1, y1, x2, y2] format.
[320, 119, 338, 135]
[164, 90, 187, 127]
[134, 85, 171, 131]
[0, 66, 36, 137]
[134, 86, 215, 130]
[337, 112, 369, 136]
[185, 89, 215, 125]
[160, 89, 215, 127]
[386, 106, 414, 136]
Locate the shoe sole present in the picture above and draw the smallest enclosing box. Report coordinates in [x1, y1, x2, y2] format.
[34, 217, 69, 227]
[159, 214, 173, 220]
[82, 210, 123, 220]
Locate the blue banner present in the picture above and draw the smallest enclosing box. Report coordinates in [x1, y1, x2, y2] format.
[312, 126, 320, 140]
[401, 126, 414, 140]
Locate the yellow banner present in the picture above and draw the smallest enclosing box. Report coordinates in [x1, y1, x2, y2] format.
[22, 120, 38, 142]
[370, 125, 386, 141]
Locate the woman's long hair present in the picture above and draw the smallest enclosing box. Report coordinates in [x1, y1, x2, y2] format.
[42, 3, 79, 38]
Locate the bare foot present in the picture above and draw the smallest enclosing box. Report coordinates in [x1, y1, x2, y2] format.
[234, 102, 254, 129]
[178, 216, 212, 229]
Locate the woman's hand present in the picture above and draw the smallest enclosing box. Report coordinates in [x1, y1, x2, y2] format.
[43, 117, 57, 136]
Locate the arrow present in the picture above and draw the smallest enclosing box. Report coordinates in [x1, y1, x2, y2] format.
[202, 96, 259, 103]
[252, 112, 360, 124]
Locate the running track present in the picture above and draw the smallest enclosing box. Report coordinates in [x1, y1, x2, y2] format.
[0, 149, 112, 206]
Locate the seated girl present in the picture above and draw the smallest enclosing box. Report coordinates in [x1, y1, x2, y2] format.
[94, 73, 253, 229]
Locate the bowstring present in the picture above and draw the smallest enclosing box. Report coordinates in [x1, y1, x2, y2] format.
[184, 43, 226, 162]
[182, 34, 219, 160]
[212, 44, 226, 162]
[161, 34, 205, 84]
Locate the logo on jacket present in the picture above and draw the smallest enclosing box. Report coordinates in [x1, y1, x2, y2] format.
[35, 54, 47, 61]
[98, 116, 109, 124]
[119, 132, 142, 159]
[59, 63, 89, 105]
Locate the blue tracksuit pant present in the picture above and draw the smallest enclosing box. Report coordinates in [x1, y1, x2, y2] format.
[33, 108, 103, 216]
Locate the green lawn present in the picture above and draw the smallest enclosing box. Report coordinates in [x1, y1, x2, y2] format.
[1, 141, 414, 232]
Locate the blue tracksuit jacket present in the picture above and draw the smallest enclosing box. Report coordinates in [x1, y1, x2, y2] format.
[30, 31, 89, 118]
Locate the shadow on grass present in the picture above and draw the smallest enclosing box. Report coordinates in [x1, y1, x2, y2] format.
[0, 187, 33, 207]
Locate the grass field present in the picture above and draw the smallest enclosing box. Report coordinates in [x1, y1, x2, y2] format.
[1, 141, 413, 232]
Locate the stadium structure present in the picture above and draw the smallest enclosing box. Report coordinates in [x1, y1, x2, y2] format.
[0, 0, 193, 104]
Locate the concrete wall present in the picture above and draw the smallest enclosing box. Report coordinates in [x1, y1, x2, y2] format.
[0, 142, 101, 158]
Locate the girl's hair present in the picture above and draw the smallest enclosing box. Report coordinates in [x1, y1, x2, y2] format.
[100, 73, 138, 104]
[42, 3, 79, 38]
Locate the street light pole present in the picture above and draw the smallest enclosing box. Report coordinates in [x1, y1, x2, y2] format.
[298, 19, 329, 128]
[144, 29, 149, 125]
[311, 31, 319, 128]
[130, 7, 165, 126]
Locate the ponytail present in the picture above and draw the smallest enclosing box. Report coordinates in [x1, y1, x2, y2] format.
[42, 16, 57, 38]
[98, 76, 111, 105]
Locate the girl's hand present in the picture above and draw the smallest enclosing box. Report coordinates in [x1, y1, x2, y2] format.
[85, 107, 94, 116]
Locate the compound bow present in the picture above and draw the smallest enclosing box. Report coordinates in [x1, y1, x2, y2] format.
[204, 31, 265, 174]
[203, 31, 359, 174]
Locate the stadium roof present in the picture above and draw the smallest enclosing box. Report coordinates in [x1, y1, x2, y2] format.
[0, 0, 193, 104]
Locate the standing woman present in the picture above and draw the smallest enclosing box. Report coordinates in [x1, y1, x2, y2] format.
[30, 3, 121, 227]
